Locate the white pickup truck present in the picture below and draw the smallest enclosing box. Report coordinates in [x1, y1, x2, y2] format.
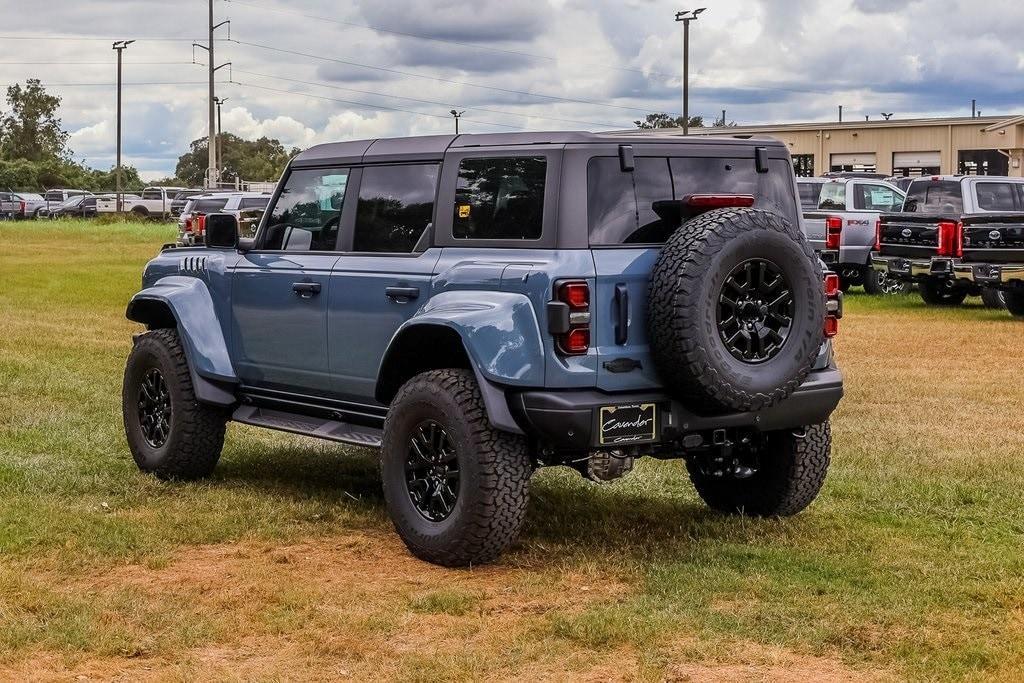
[96, 186, 186, 219]
[801, 177, 906, 293]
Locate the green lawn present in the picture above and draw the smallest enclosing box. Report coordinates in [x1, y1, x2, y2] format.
[1, 219, 1022, 681]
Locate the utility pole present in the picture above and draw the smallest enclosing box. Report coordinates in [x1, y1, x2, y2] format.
[194, 0, 230, 188]
[675, 8, 706, 136]
[720, 109, 726, 127]
[214, 96, 228, 175]
[449, 109, 464, 134]
[112, 40, 134, 212]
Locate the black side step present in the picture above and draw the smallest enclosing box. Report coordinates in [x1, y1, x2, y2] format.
[232, 405, 383, 448]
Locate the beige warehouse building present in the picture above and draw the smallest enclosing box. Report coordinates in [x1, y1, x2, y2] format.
[648, 114, 1024, 178]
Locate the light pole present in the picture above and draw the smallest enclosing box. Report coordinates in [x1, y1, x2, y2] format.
[450, 109, 465, 134]
[675, 8, 705, 136]
[214, 96, 228, 182]
[112, 40, 134, 212]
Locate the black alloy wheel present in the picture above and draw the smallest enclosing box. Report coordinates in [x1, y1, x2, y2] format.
[405, 420, 461, 522]
[138, 368, 172, 448]
[717, 258, 795, 364]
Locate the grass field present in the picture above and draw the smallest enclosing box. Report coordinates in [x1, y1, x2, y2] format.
[1, 219, 1023, 681]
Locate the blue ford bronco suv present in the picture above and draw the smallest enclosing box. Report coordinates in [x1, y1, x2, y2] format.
[122, 132, 844, 566]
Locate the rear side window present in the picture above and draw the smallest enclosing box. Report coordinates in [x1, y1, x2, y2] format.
[904, 181, 963, 214]
[353, 164, 438, 253]
[453, 157, 546, 240]
[817, 182, 846, 210]
[975, 182, 1018, 211]
[194, 197, 229, 214]
[797, 182, 821, 210]
[45, 191, 63, 202]
[239, 197, 269, 210]
[588, 156, 799, 245]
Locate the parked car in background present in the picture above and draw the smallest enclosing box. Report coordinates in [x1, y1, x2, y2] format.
[123, 131, 843, 567]
[16, 192, 47, 219]
[873, 175, 1024, 306]
[43, 188, 92, 211]
[885, 176, 916, 192]
[170, 189, 207, 217]
[96, 186, 186, 219]
[177, 192, 271, 245]
[797, 178, 827, 211]
[47, 194, 124, 219]
[0, 191, 20, 219]
[803, 177, 907, 293]
[822, 171, 889, 180]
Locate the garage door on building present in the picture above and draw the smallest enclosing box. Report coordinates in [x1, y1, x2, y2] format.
[893, 151, 940, 176]
[830, 153, 877, 173]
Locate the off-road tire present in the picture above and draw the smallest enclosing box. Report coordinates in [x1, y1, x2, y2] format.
[648, 207, 825, 414]
[919, 278, 968, 306]
[1005, 290, 1024, 318]
[122, 328, 227, 480]
[687, 421, 831, 516]
[380, 369, 532, 567]
[981, 288, 1007, 310]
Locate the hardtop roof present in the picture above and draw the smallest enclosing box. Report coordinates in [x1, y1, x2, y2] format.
[290, 131, 787, 167]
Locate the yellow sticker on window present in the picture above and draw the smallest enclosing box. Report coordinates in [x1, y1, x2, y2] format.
[458, 204, 471, 219]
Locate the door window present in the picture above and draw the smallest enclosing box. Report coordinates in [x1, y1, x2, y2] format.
[142, 189, 163, 200]
[975, 182, 1018, 211]
[353, 164, 439, 253]
[453, 157, 546, 240]
[854, 184, 904, 211]
[261, 168, 350, 251]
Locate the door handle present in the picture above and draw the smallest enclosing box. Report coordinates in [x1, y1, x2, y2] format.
[385, 286, 420, 302]
[292, 282, 321, 299]
[614, 283, 629, 345]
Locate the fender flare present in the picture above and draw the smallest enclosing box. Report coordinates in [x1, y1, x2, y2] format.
[126, 277, 237, 405]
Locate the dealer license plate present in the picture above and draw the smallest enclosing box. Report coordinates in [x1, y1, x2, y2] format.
[598, 403, 657, 446]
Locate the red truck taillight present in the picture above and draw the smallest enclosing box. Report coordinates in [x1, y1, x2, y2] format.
[824, 273, 841, 338]
[936, 221, 962, 257]
[552, 280, 591, 356]
[184, 216, 193, 233]
[874, 219, 882, 251]
[825, 216, 843, 250]
[18, 200, 26, 216]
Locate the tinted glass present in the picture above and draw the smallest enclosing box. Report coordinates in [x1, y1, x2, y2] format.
[588, 157, 638, 244]
[904, 180, 963, 214]
[262, 168, 349, 251]
[239, 197, 269, 210]
[797, 181, 822, 209]
[453, 157, 545, 240]
[817, 182, 846, 210]
[45, 191, 63, 202]
[975, 182, 1017, 211]
[194, 197, 229, 214]
[587, 156, 799, 245]
[353, 164, 438, 253]
[854, 184, 904, 211]
[142, 189, 162, 200]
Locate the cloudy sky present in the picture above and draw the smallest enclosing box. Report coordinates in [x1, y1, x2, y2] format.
[3, 0, 1023, 180]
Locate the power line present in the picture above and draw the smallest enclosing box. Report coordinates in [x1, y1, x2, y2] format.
[229, 39, 681, 116]
[0, 61, 196, 65]
[232, 69, 624, 129]
[230, 80, 525, 131]
[39, 81, 224, 86]
[0, 35, 229, 42]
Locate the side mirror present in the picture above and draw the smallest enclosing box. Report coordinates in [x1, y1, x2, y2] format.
[204, 213, 240, 249]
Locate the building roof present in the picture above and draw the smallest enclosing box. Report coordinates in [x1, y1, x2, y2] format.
[617, 114, 1024, 137]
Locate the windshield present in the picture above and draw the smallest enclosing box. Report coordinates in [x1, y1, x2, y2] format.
[904, 180, 963, 214]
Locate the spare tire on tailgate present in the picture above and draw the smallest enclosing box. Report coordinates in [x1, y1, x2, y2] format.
[648, 207, 824, 414]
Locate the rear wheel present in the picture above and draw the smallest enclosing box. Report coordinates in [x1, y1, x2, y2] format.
[919, 278, 968, 306]
[687, 422, 831, 517]
[380, 369, 532, 567]
[1005, 290, 1024, 318]
[981, 288, 1007, 310]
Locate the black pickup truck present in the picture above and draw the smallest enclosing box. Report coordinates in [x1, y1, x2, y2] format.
[872, 176, 1024, 307]
[951, 219, 1024, 317]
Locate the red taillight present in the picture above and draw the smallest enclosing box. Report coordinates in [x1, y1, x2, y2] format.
[19, 200, 26, 216]
[936, 221, 962, 257]
[824, 272, 842, 338]
[562, 328, 590, 354]
[685, 194, 755, 210]
[874, 219, 882, 251]
[824, 273, 840, 297]
[825, 216, 843, 250]
[554, 280, 591, 356]
[197, 214, 207, 236]
[184, 216, 193, 233]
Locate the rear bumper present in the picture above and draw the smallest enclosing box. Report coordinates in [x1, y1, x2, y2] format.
[872, 255, 954, 281]
[951, 262, 1024, 286]
[509, 367, 844, 452]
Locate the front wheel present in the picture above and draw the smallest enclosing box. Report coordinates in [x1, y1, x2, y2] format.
[380, 369, 532, 567]
[122, 329, 227, 480]
[687, 422, 831, 517]
[919, 278, 968, 306]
